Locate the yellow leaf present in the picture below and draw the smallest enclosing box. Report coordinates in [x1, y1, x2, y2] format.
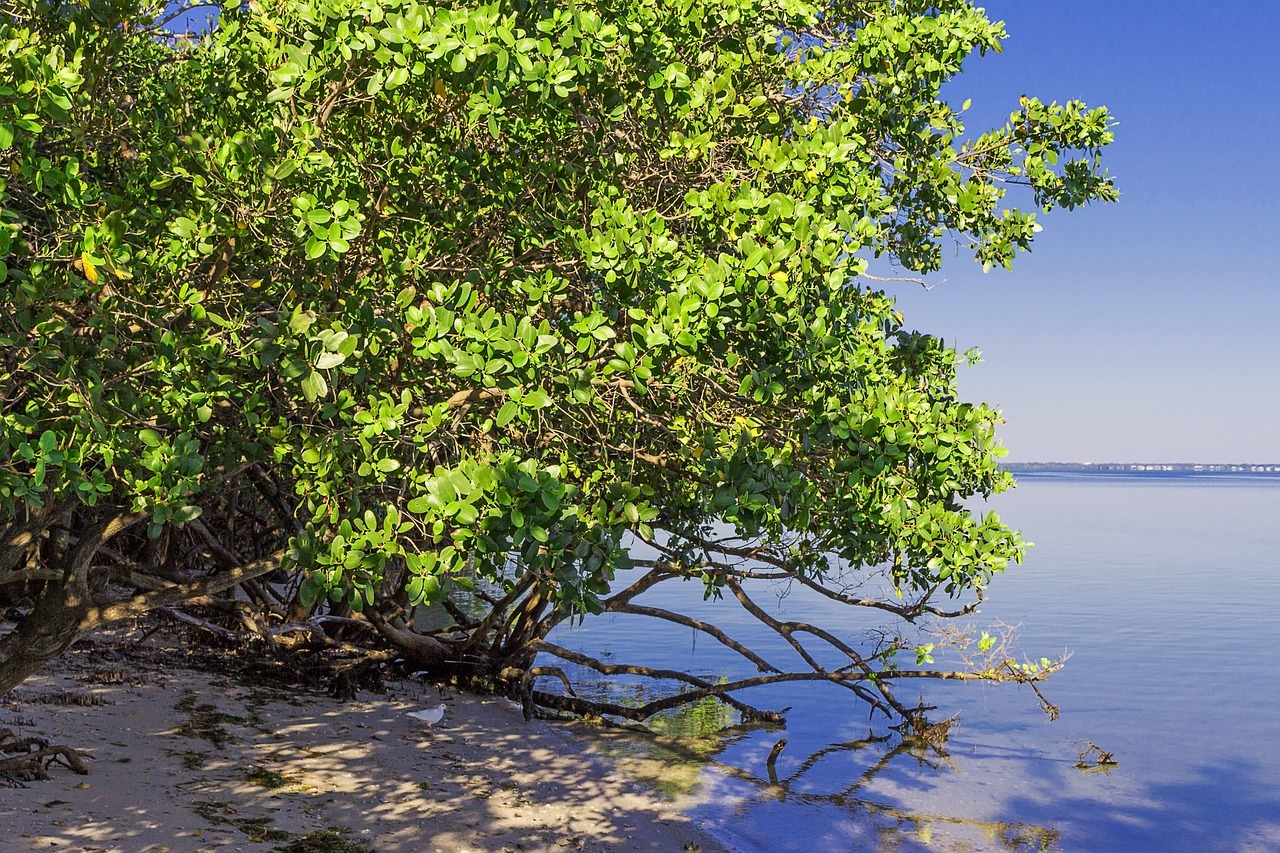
[102, 255, 132, 280]
[434, 79, 447, 99]
[81, 254, 98, 284]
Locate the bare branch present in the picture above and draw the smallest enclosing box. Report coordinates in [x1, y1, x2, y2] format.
[607, 601, 780, 673]
[79, 549, 286, 629]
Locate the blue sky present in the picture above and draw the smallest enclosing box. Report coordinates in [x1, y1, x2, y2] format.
[890, 1, 1280, 462]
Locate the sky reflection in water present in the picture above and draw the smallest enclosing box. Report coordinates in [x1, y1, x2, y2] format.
[547, 475, 1280, 851]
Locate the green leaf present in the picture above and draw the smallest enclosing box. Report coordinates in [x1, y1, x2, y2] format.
[300, 371, 328, 401]
[172, 505, 203, 524]
[496, 400, 519, 426]
[138, 429, 162, 447]
[288, 310, 314, 335]
[299, 578, 321, 608]
[522, 389, 552, 409]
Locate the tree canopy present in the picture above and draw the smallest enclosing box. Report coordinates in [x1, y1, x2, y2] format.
[0, 0, 1115, 726]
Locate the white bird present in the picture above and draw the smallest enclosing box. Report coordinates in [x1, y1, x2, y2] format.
[406, 703, 447, 728]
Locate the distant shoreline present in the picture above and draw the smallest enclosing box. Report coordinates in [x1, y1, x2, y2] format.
[1003, 462, 1280, 476]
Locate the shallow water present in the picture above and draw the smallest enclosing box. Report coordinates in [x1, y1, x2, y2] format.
[545, 474, 1280, 851]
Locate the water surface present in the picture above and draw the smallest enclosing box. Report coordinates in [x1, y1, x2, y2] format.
[546, 474, 1280, 851]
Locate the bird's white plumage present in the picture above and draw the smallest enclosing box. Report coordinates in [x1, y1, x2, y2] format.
[407, 703, 447, 727]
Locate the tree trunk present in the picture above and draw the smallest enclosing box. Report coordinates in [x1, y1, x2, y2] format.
[0, 511, 140, 696]
[0, 580, 87, 695]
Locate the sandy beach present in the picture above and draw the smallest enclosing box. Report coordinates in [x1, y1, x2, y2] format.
[0, 628, 726, 852]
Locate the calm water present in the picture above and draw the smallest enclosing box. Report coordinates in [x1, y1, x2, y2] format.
[545, 475, 1280, 851]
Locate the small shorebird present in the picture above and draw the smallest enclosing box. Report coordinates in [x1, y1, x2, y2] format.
[407, 703, 447, 728]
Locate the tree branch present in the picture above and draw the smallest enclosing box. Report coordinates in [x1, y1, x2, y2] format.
[79, 550, 286, 629]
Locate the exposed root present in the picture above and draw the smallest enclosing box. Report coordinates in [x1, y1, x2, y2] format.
[0, 727, 91, 783]
[1, 498, 1066, 748]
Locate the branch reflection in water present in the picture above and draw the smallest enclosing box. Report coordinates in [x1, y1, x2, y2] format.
[560, 708, 1061, 852]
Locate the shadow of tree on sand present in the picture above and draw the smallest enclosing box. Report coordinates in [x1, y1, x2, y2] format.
[1, 639, 717, 852]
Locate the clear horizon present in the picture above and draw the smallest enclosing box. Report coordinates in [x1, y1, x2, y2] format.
[1007, 460, 1280, 466]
